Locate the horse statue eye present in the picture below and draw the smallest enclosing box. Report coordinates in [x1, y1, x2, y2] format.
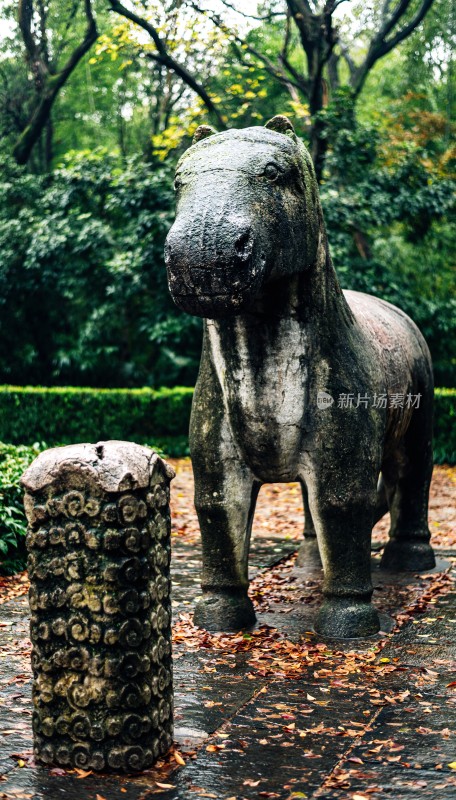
[263, 163, 280, 180]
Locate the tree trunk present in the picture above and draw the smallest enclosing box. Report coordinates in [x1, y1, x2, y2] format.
[13, 89, 55, 165]
[44, 114, 53, 170]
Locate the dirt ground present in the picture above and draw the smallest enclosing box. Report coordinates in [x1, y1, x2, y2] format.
[168, 460, 456, 549]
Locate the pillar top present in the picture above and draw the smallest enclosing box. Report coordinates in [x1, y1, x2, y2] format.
[21, 440, 175, 494]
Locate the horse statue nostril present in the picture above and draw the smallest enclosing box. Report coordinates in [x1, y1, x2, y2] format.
[234, 230, 253, 259]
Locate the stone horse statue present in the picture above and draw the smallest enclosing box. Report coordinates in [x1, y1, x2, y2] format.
[165, 116, 435, 638]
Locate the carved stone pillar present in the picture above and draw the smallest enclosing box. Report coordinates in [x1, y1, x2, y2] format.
[22, 440, 175, 773]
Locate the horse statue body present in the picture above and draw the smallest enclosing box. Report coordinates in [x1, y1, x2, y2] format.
[165, 116, 435, 638]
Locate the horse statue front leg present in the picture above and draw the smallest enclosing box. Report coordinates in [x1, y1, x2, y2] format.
[190, 384, 260, 631]
[192, 458, 260, 631]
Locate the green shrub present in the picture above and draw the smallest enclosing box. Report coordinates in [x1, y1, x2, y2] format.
[0, 442, 44, 574]
[434, 388, 456, 464]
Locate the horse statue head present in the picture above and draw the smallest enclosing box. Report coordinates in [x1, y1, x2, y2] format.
[165, 116, 324, 319]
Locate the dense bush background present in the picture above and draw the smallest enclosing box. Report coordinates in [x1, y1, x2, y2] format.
[0, 385, 193, 443]
[0, 141, 454, 389]
[0, 1, 454, 390]
[0, 442, 42, 574]
[0, 155, 202, 388]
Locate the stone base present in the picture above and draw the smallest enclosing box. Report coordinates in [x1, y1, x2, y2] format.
[380, 539, 436, 572]
[314, 597, 380, 639]
[194, 592, 256, 631]
[296, 537, 321, 569]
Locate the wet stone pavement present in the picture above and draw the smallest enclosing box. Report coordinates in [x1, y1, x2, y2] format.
[1, 530, 456, 800]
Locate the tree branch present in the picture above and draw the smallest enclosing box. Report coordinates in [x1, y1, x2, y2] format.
[218, 0, 285, 22]
[13, 0, 98, 164]
[191, 0, 308, 99]
[18, 0, 48, 89]
[351, 0, 435, 96]
[107, 0, 226, 128]
[278, 10, 310, 97]
[57, 0, 97, 85]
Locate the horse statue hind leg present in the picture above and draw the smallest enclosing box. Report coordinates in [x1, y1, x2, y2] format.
[380, 387, 435, 572]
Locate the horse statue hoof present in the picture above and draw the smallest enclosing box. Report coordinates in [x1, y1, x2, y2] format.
[315, 597, 380, 638]
[380, 539, 436, 572]
[194, 592, 256, 631]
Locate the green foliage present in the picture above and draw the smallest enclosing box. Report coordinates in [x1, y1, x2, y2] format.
[0, 442, 43, 574]
[0, 385, 194, 445]
[0, 421, 190, 574]
[319, 90, 456, 387]
[434, 389, 456, 465]
[0, 152, 202, 388]
[0, 380, 194, 573]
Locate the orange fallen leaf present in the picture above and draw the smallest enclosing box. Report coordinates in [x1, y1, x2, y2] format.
[156, 783, 175, 789]
[174, 751, 185, 766]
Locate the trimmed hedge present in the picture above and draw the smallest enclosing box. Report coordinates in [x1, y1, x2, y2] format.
[0, 385, 453, 462]
[0, 386, 193, 447]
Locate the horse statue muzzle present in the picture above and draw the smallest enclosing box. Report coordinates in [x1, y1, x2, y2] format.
[165, 115, 435, 638]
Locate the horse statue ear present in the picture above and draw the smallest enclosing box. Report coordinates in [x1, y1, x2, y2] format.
[192, 125, 217, 144]
[265, 115, 296, 139]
